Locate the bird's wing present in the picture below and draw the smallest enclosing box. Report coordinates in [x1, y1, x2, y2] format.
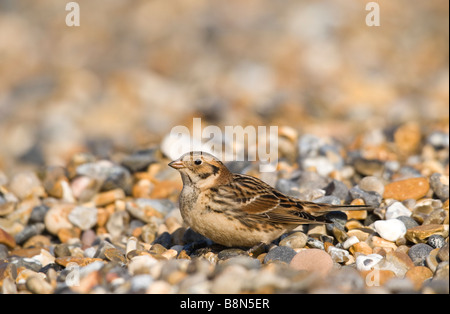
[213, 174, 329, 225]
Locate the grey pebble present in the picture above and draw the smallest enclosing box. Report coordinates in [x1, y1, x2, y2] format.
[408, 243, 434, 266]
[349, 185, 382, 208]
[218, 248, 248, 260]
[29, 205, 50, 223]
[396, 216, 419, 229]
[429, 173, 449, 201]
[121, 148, 158, 172]
[313, 195, 341, 206]
[264, 246, 297, 264]
[324, 180, 351, 202]
[427, 235, 446, 249]
[14, 223, 45, 245]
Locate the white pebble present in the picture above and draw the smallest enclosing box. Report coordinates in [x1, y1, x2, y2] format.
[374, 219, 407, 242]
[327, 246, 350, 263]
[385, 201, 411, 220]
[356, 254, 383, 271]
[342, 236, 360, 249]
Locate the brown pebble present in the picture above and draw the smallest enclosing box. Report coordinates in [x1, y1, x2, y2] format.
[383, 177, 430, 201]
[405, 266, 433, 290]
[405, 224, 447, 244]
[55, 256, 104, 267]
[289, 248, 333, 277]
[0, 228, 16, 249]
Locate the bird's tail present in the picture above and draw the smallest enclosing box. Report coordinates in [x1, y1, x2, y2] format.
[302, 202, 373, 216]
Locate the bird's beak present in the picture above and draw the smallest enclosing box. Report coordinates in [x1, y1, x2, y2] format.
[168, 160, 185, 169]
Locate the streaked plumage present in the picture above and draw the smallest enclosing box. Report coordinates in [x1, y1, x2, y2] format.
[169, 151, 370, 247]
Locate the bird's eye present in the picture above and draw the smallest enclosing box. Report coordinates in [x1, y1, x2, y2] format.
[194, 159, 202, 165]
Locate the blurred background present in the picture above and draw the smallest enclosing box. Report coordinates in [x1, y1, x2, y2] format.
[0, 0, 448, 174]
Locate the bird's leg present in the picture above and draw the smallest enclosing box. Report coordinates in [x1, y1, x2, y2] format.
[246, 242, 267, 257]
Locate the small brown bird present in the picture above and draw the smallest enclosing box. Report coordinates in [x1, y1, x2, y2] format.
[169, 151, 370, 248]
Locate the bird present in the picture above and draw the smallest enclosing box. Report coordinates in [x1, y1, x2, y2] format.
[169, 151, 371, 248]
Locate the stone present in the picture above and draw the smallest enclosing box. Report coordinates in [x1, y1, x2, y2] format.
[327, 246, 350, 263]
[44, 203, 75, 235]
[359, 176, 385, 196]
[68, 206, 98, 230]
[405, 266, 433, 290]
[437, 243, 449, 262]
[360, 269, 396, 287]
[396, 216, 419, 229]
[429, 173, 449, 201]
[379, 252, 414, 277]
[408, 243, 433, 266]
[324, 179, 351, 202]
[264, 246, 297, 264]
[343, 199, 368, 220]
[106, 211, 130, 239]
[121, 148, 158, 172]
[104, 248, 127, 265]
[385, 202, 411, 220]
[55, 256, 104, 267]
[93, 188, 126, 207]
[427, 234, 446, 249]
[371, 236, 398, 251]
[383, 177, 430, 201]
[353, 158, 385, 177]
[29, 205, 50, 223]
[349, 186, 382, 208]
[0, 228, 16, 249]
[374, 219, 407, 242]
[405, 224, 447, 243]
[342, 236, 360, 250]
[355, 254, 383, 271]
[126, 199, 174, 223]
[26, 274, 54, 294]
[349, 242, 373, 256]
[426, 248, 440, 272]
[433, 261, 449, 281]
[218, 248, 249, 260]
[31, 249, 55, 267]
[290, 248, 334, 276]
[9, 171, 44, 199]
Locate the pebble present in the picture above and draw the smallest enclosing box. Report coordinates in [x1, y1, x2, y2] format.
[9, 171, 44, 200]
[264, 246, 297, 264]
[359, 176, 385, 197]
[383, 177, 430, 201]
[342, 236, 360, 250]
[327, 246, 350, 263]
[279, 232, 308, 249]
[379, 252, 414, 277]
[385, 201, 411, 219]
[405, 224, 447, 243]
[408, 243, 434, 266]
[349, 186, 382, 208]
[437, 243, 449, 262]
[68, 206, 98, 230]
[0, 228, 16, 249]
[44, 204, 75, 235]
[324, 179, 350, 202]
[374, 219, 407, 242]
[405, 266, 433, 290]
[396, 216, 419, 230]
[427, 234, 446, 249]
[289, 248, 334, 276]
[429, 173, 449, 201]
[355, 254, 383, 271]
[26, 274, 54, 294]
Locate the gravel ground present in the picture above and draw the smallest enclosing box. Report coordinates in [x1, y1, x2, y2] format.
[0, 1, 448, 295]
